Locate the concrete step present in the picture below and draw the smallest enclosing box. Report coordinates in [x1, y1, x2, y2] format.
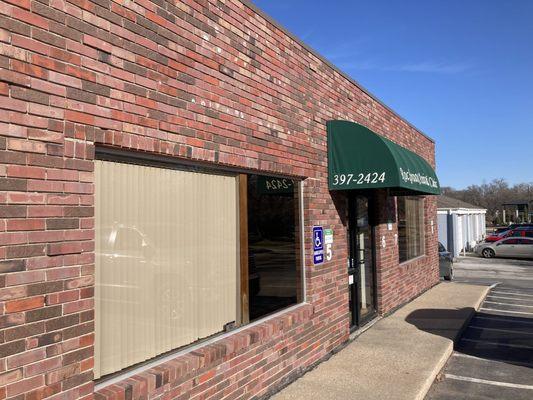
[271, 282, 489, 400]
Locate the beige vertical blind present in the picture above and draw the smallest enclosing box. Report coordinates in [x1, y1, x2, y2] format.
[95, 160, 238, 378]
[405, 197, 425, 259]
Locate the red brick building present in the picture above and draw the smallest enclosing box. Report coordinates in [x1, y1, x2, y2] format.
[0, 1, 441, 399]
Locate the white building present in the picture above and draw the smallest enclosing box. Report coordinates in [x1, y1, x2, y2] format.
[437, 195, 487, 257]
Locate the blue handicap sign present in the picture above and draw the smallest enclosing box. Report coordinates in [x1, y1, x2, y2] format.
[313, 226, 323, 251]
[312, 226, 324, 265]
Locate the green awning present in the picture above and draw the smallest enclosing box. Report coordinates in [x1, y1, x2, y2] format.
[327, 120, 440, 195]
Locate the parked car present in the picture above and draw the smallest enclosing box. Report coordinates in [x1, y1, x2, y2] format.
[438, 242, 453, 280]
[475, 237, 533, 259]
[485, 226, 533, 242]
[494, 223, 533, 234]
[485, 230, 510, 242]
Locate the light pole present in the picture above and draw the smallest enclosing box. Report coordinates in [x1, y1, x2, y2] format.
[526, 183, 531, 222]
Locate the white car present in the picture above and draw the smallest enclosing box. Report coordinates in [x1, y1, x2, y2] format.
[475, 237, 533, 259]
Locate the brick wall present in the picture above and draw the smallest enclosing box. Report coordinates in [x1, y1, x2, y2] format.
[374, 193, 439, 314]
[0, 0, 439, 399]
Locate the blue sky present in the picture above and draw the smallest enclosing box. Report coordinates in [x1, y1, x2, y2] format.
[252, 0, 533, 189]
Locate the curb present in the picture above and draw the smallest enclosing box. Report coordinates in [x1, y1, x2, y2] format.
[416, 343, 454, 400]
[416, 283, 492, 400]
[454, 283, 492, 343]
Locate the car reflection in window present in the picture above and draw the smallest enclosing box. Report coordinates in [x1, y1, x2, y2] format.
[96, 224, 194, 331]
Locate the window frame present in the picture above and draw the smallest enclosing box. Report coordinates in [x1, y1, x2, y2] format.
[397, 196, 426, 264]
[94, 148, 306, 383]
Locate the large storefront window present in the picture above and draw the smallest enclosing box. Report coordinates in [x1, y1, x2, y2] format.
[397, 197, 425, 263]
[247, 175, 302, 321]
[95, 160, 303, 379]
[94, 160, 238, 378]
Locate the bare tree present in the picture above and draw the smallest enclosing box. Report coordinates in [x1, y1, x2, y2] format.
[443, 179, 532, 225]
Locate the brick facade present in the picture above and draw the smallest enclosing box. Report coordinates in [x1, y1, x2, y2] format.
[0, 0, 439, 399]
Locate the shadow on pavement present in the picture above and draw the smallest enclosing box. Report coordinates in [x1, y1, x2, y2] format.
[405, 309, 533, 369]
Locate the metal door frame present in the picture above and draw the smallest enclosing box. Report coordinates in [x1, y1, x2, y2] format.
[348, 192, 378, 330]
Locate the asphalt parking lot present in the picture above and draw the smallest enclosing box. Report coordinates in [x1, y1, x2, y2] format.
[426, 256, 533, 399]
[451, 255, 533, 289]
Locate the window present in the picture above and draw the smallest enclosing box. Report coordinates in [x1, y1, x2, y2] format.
[95, 160, 238, 378]
[94, 160, 303, 378]
[397, 196, 425, 263]
[247, 175, 302, 321]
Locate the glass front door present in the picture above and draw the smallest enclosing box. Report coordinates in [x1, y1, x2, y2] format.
[348, 195, 377, 329]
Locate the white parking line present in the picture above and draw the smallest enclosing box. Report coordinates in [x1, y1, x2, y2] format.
[474, 315, 533, 325]
[444, 374, 533, 390]
[453, 352, 533, 368]
[492, 291, 533, 298]
[453, 352, 488, 361]
[484, 300, 533, 308]
[480, 307, 533, 316]
[493, 289, 533, 294]
[469, 325, 533, 336]
[461, 338, 533, 350]
[487, 295, 533, 303]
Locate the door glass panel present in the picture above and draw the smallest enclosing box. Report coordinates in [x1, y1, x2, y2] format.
[356, 197, 374, 319]
[348, 278, 354, 327]
[348, 195, 376, 328]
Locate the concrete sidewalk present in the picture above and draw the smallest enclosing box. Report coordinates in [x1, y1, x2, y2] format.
[272, 282, 490, 400]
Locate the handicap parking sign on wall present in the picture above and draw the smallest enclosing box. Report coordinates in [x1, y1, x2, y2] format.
[313, 226, 324, 265]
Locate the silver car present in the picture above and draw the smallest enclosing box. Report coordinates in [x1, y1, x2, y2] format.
[475, 237, 533, 259]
